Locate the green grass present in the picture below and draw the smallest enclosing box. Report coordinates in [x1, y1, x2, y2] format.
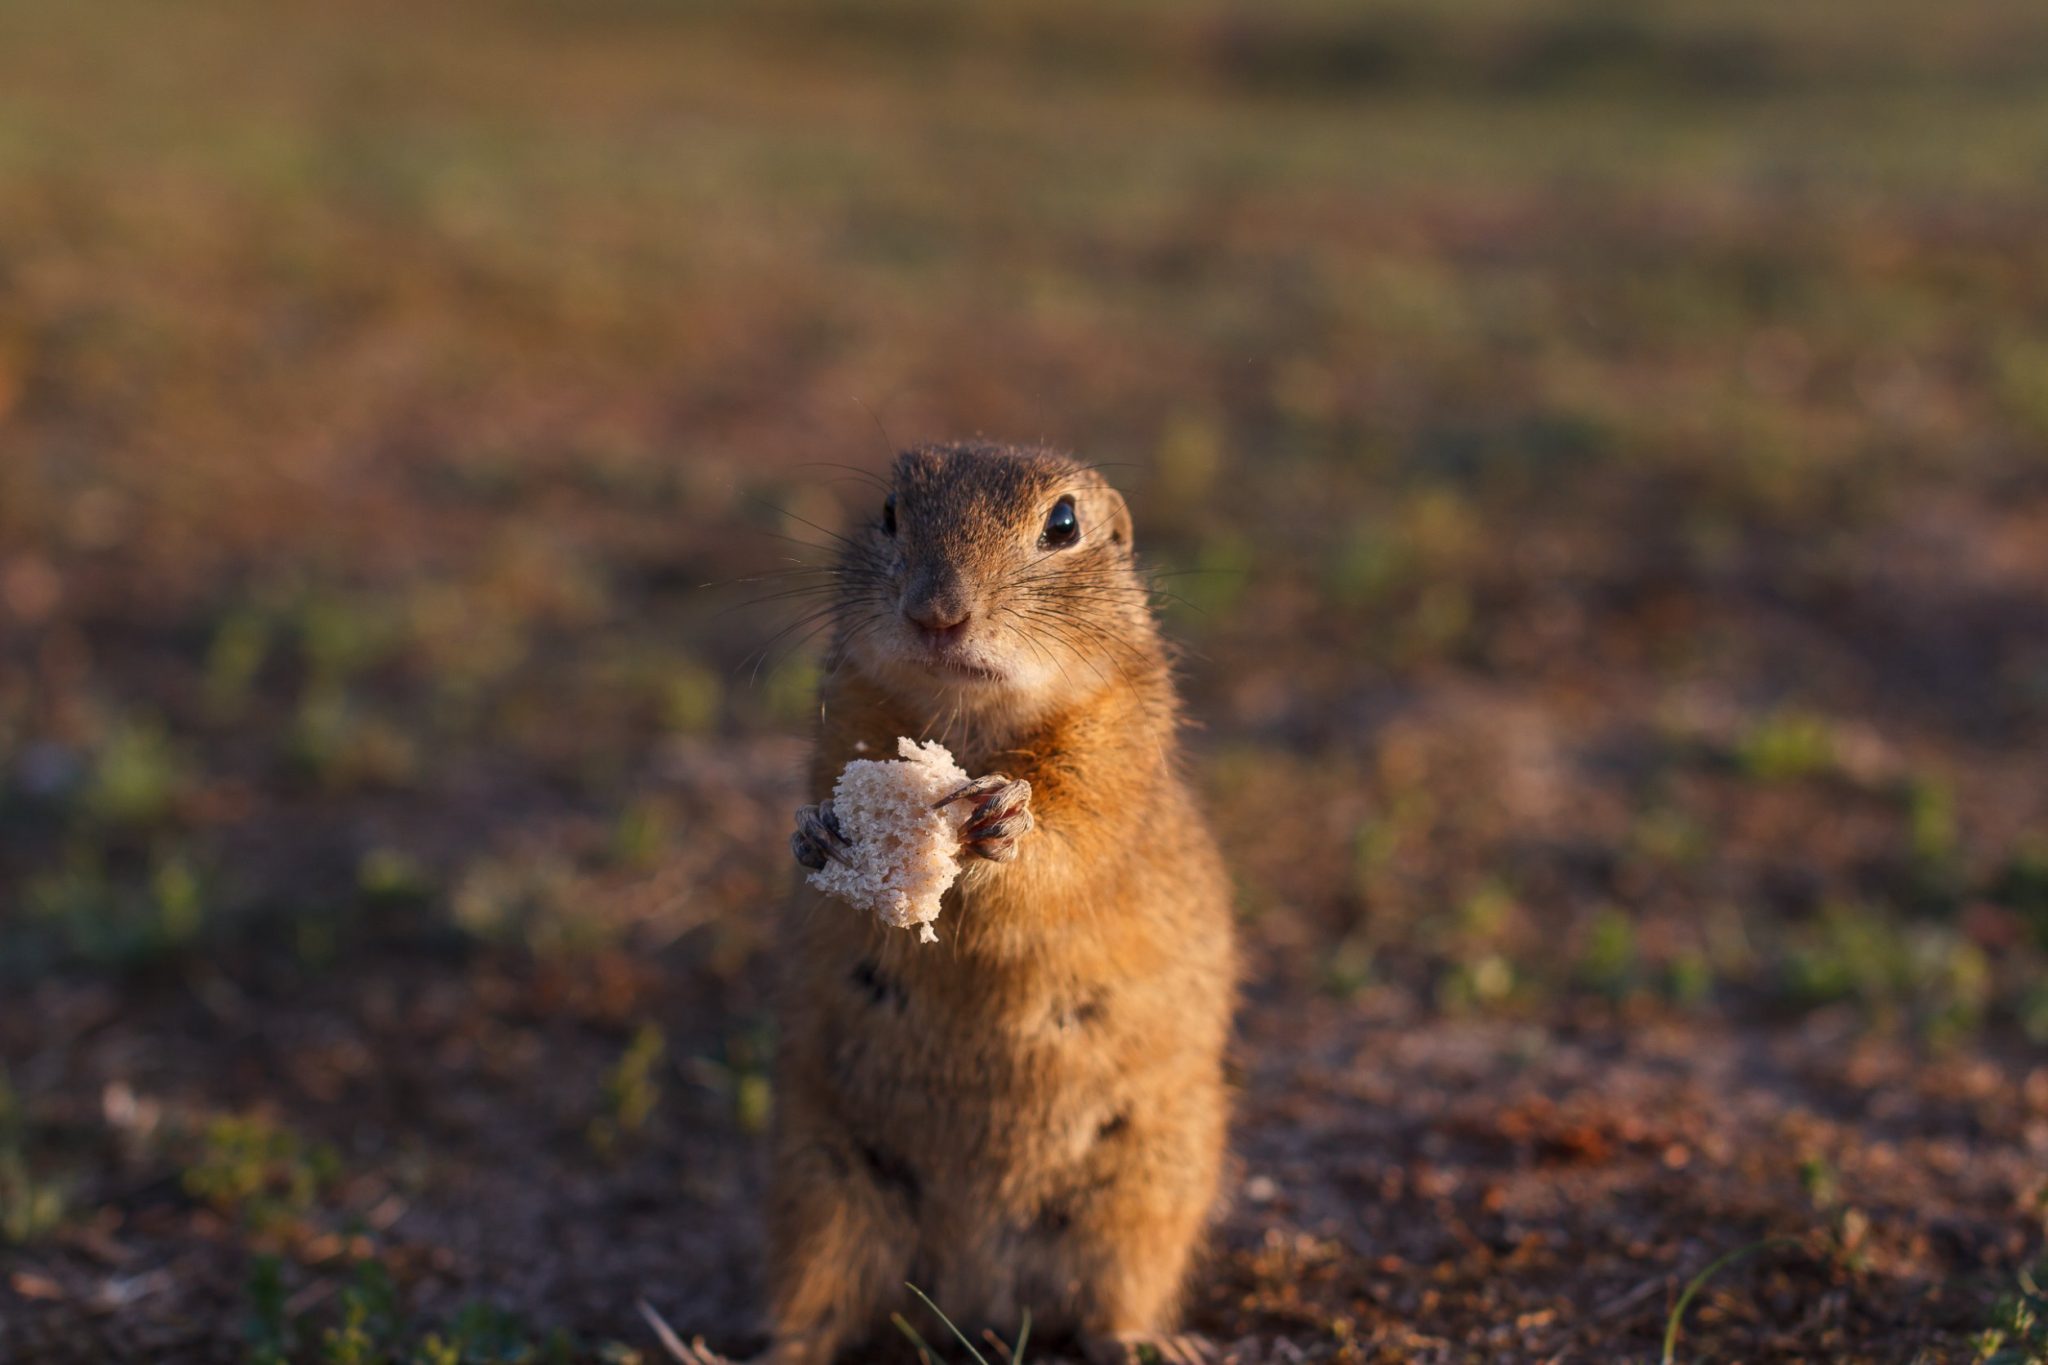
[587, 1022, 667, 1158]
[19, 847, 214, 972]
[895, 1283, 1030, 1365]
[1660, 1237, 1803, 1365]
[247, 1256, 587, 1365]
[1734, 710, 1839, 785]
[183, 1113, 343, 1231]
[0, 1147, 66, 1247]
[0, 1067, 68, 1247]
[1973, 1259, 2048, 1365]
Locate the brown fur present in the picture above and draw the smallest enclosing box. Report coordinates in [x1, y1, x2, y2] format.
[765, 443, 1237, 1362]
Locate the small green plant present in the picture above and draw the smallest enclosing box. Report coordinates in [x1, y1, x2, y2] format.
[609, 799, 670, 872]
[205, 607, 272, 719]
[1153, 409, 1223, 509]
[153, 855, 207, 943]
[0, 1068, 68, 1244]
[1662, 1237, 1801, 1365]
[183, 1113, 341, 1230]
[82, 715, 186, 826]
[589, 1023, 667, 1157]
[1993, 836, 2048, 951]
[1782, 903, 1912, 1009]
[449, 854, 600, 955]
[690, 1020, 775, 1136]
[323, 1260, 402, 1365]
[760, 654, 821, 723]
[1578, 906, 1638, 999]
[1664, 948, 1714, 1008]
[1325, 520, 1413, 610]
[894, 1282, 1030, 1365]
[1735, 709, 1836, 783]
[1924, 938, 1992, 1049]
[290, 685, 418, 791]
[418, 1302, 573, 1365]
[2021, 983, 2048, 1046]
[1798, 1155, 1839, 1210]
[1907, 777, 1959, 867]
[662, 662, 723, 734]
[0, 1146, 68, 1245]
[245, 1254, 295, 1365]
[358, 848, 434, 908]
[26, 847, 214, 968]
[1169, 529, 1253, 624]
[1781, 903, 1996, 1040]
[1349, 790, 1432, 901]
[1434, 882, 1522, 1012]
[1402, 581, 1474, 662]
[1321, 932, 1375, 1000]
[1629, 804, 1709, 870]
[1992, 334, 2048, 443]
[245, 1255, 577, 1365]
[1974, 1258, 2048, 1364]
[1902, 776, 1965, 912]
[1455, 881, 1515, 944]
[296, 592, 402, 688]
[1436, 954, 1516, 1013]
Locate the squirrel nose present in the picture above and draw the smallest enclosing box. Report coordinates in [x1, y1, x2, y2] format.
[906, 601, 971, 641]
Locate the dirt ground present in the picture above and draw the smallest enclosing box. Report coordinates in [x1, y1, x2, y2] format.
[3, 1, 2048, 1361]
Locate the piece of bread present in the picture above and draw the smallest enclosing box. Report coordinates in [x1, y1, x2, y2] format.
[806, 737, 970, 943]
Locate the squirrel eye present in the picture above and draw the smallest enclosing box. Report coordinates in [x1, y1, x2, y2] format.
[881, 494, 897, 536]
[1041, 497, 1080, 549]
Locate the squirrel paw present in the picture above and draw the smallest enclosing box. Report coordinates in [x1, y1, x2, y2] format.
[935, 774, 1035, 863]
[790, 799, 852, 870]
[1084, 1333, 1222, 1365]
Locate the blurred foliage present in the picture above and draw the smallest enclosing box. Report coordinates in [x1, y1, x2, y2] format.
[588, 1022, 667, 1158]
[1974, 1257, 2048, 1365]
[0, 1068, 67, 1247]
[247, 1256, 587, 1365]
[1734, 711, 1839, 785]
[183, 1114, 343, 1231]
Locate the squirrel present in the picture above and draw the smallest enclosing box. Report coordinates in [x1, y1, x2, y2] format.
[765, 442, 1239, 1365]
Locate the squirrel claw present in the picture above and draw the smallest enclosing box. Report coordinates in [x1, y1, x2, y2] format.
[940, 774, 1034, 862]
[791, 799, 851, 871]
[933, 773, 1011, 809]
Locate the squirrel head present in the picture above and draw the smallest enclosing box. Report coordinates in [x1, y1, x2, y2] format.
[830, 442, 1156, 714]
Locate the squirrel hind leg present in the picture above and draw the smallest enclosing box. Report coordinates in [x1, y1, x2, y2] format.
[763, 1129, 918, 1365]
[1033, 1132, 1219, 1364]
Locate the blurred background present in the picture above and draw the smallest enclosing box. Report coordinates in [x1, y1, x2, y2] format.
[3, 0, 2047, 1360]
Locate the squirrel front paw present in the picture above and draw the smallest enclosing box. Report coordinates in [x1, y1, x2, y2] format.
[935, 774, 1035, 862]
[790, 799, 851, 870]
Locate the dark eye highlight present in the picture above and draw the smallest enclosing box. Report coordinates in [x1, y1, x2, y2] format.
[882, 494, 897, 536]
[1041, 496, 1080, 549]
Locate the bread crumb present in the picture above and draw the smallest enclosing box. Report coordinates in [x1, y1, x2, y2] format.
[807, 737, 970, 943]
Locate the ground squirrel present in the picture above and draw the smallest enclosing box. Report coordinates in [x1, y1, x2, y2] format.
[768, 443, 1238, 1365]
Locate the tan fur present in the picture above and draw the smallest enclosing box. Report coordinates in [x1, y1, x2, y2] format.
[765, 444, 1237, 1362]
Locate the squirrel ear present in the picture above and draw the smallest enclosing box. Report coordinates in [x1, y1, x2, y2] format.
[1103, 488, 1134, 550]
